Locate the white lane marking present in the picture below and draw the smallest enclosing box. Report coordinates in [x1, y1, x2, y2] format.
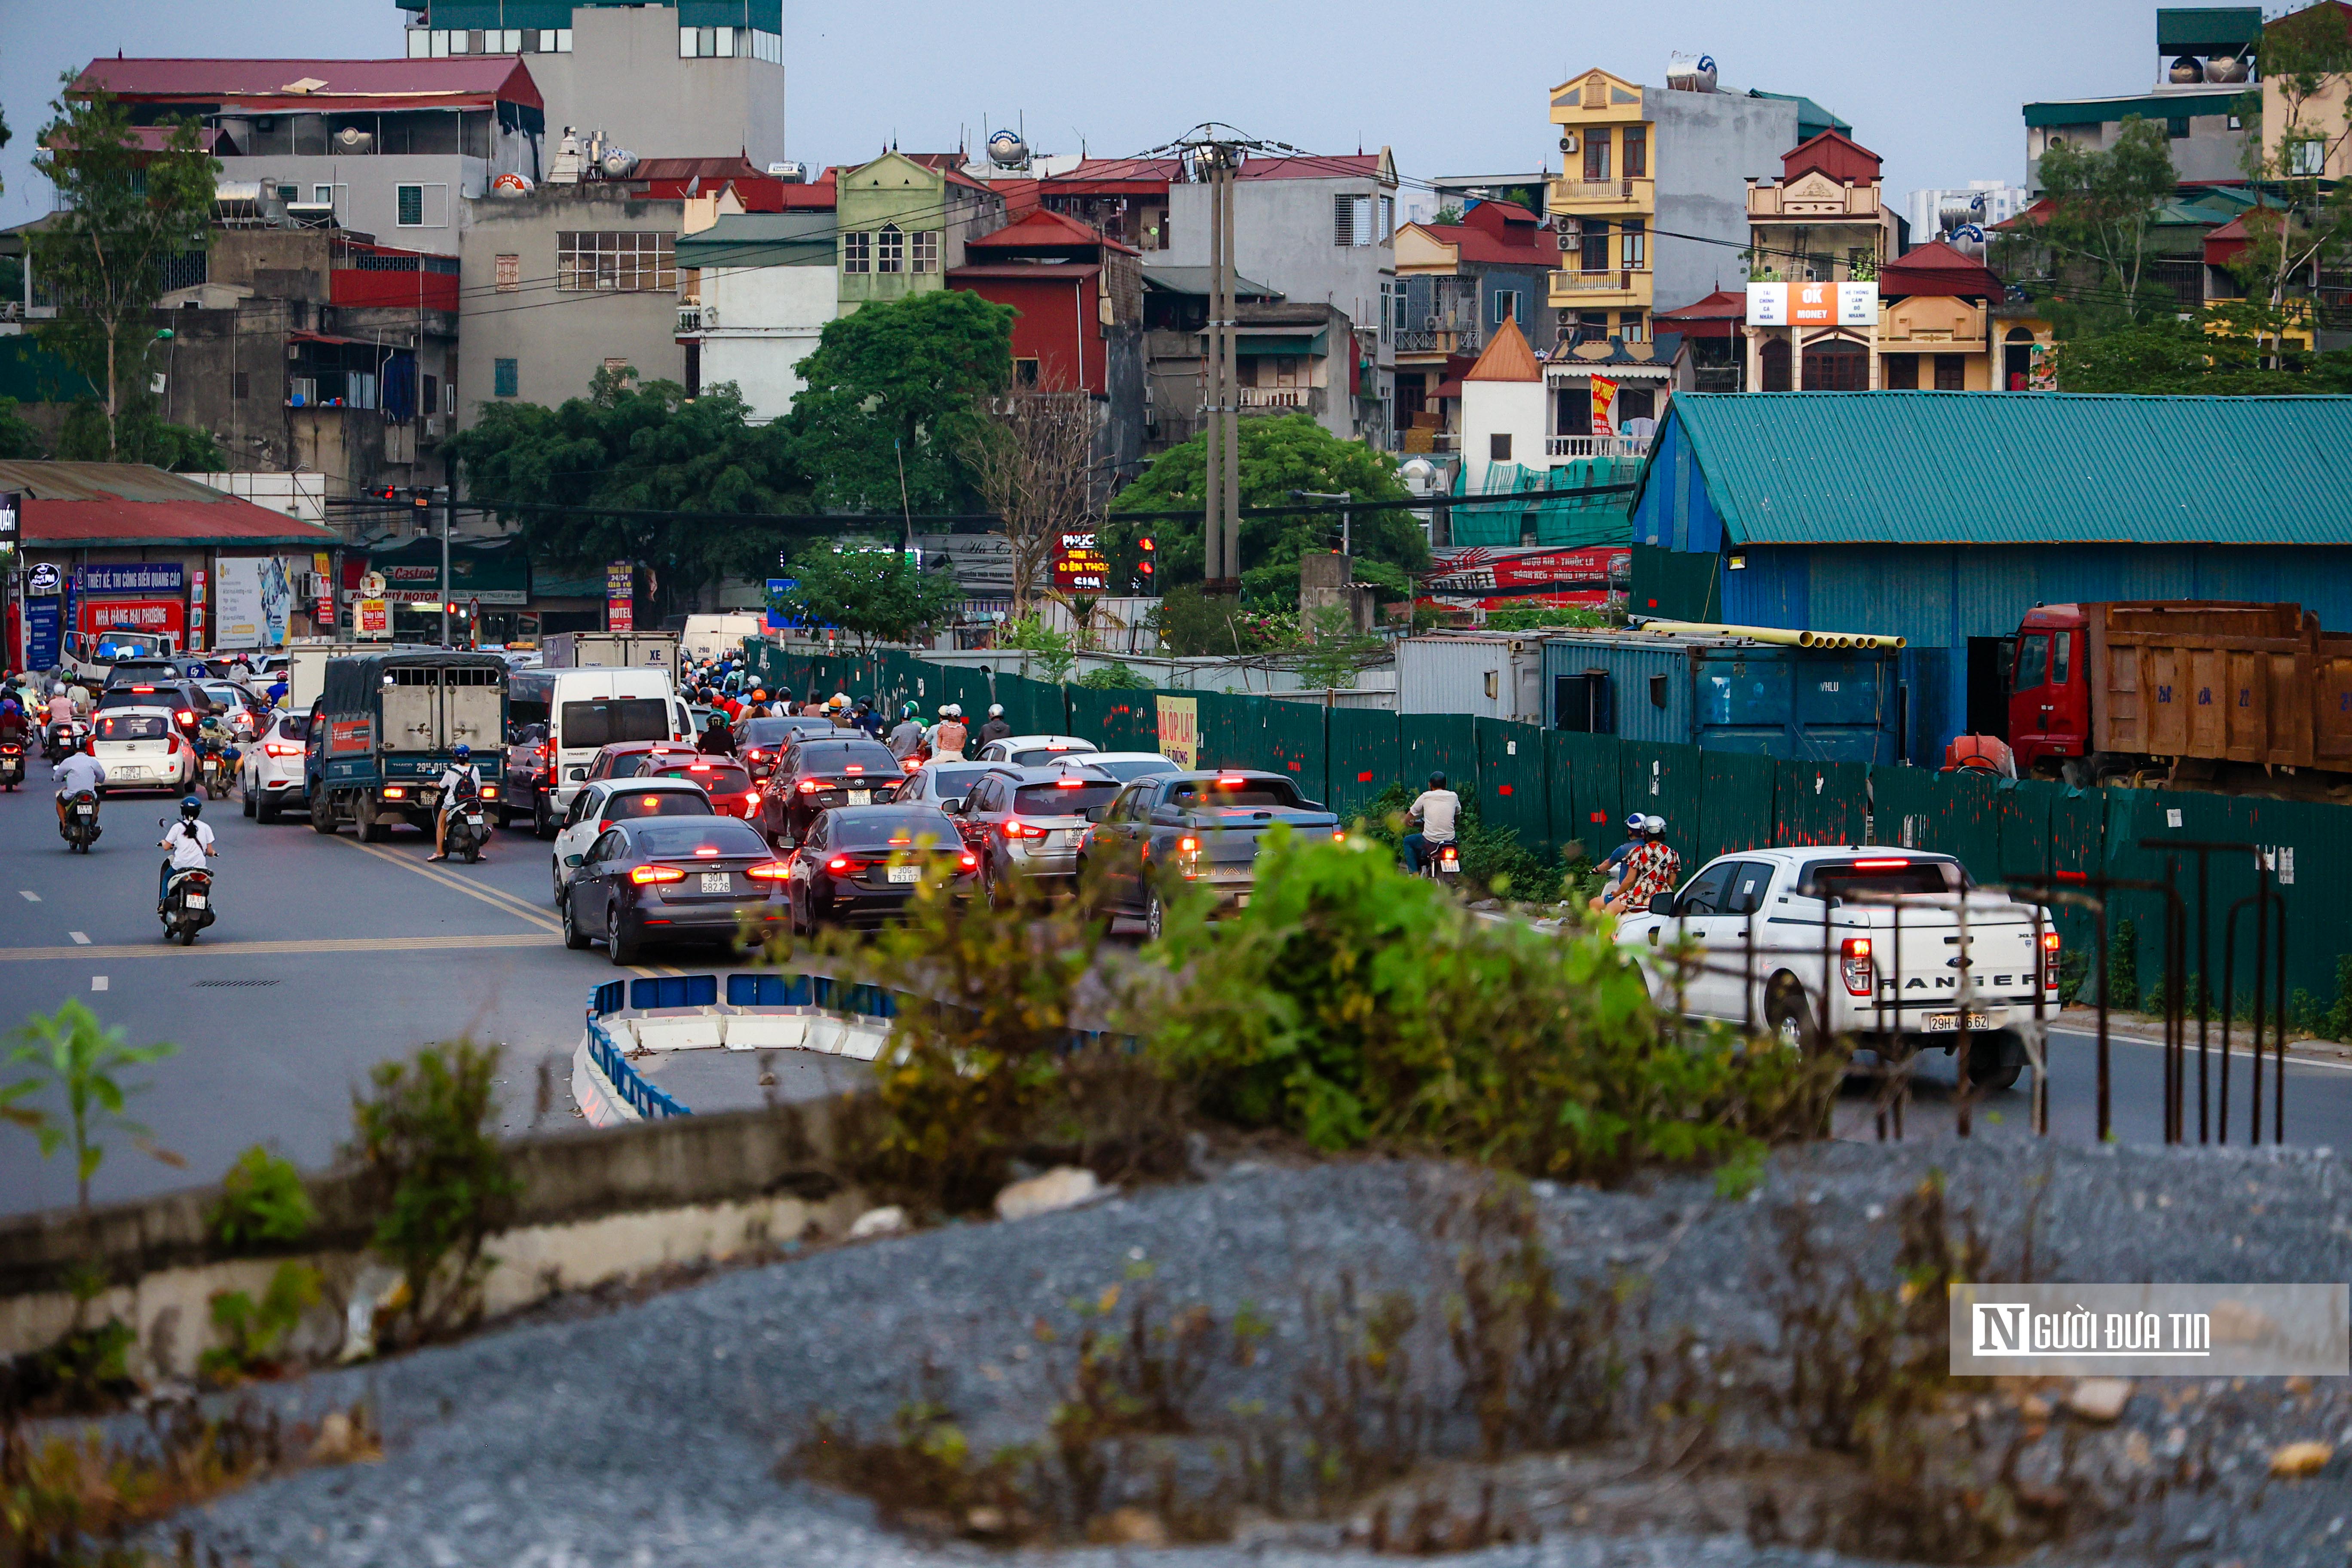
[331, 837, 562, 933]
[69, 931, 91, 945]
[0, 934, 548, 962]
[18, 891, 38, 902]
[91, 976, 108, 991]
[2053, 1027, 2352, 1075]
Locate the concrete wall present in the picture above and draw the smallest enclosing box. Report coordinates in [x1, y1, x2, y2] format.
[1460, 378, 1548, 490]
[1651, 91, 1801, 316]
[511, 6, 787, 168]
[216, 153, 508, 258]
[456, 188, 687, 425]
[698, 262, 837, 420]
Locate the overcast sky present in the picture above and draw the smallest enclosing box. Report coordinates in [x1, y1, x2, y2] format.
[2, 0, 2172, 229]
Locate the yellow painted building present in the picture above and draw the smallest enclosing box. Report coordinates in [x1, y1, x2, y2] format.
[1547, 68, 1655, 342]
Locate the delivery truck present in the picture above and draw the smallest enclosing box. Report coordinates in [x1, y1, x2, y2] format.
[305, 652, 508, 840]
[2006, 601, 2352, 794]
[542, 631, 680, 676]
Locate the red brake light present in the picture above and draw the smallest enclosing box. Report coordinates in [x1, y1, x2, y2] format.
[747, 861, 790, 879]
[177, 710, 194, 725]
[1849, 858, 1910, 869]
[693, 846, 720, 857]
[597, 819, 613, 834]
[902, 758, 921, 773]
[1216, 776, 1244, 786]
[826, 855, 854, 874]
[631, 864, 687, 884]
[2043, 928, 2062, 987]
[1332, 829, 1347, 842]
[266, 741, 302, 757]
[2041, 930, 2061, 950]
[1177, 834, 1200, 854]
[1055, 777, 1084, 788]
[798, 779, 821, 793]
[1841, 936, 1874, 997]
[689, 763, 712, 773]
[845, 763, 864, 774]
[959, 850, 978, 870]
[132, 686, 155, 692]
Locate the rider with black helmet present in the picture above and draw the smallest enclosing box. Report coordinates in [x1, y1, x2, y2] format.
[429, 743, 485, 861]
[1402, 770, 1459, 875]
[158, 794, 216, 908]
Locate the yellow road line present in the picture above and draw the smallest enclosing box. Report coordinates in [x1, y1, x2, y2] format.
[0, 934, 550, 962]
[332, 835, 561, 932]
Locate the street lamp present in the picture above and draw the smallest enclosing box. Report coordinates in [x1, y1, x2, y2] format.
[1288, 490, 1353, 556]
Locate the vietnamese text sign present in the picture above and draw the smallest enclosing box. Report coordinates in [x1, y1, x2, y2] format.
[79, 599, 186, 637]
[1950, 1282, 2349, 1377]
[1155, 694, 1198, 769]
[358, 598, 389, 638]
[23, 597, 59, 671]
[1052, 530, 1112, 594]
[606, 561, 634, 632]
[1589, 375, 1617, 437]
[1745, 280, 1877, 327]
[78, 563, 186, 595]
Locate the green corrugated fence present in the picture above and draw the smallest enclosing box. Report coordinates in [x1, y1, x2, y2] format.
[1475, 718, 1551, 856]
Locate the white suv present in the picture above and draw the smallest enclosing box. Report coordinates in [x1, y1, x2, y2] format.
[240, 709, 311, 824]
[549, 777, 717, 905]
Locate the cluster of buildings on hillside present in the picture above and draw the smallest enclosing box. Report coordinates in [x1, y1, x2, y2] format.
[0, 0, 2347, 661]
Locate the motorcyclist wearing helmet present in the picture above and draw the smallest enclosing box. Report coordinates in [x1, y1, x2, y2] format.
[429, 743, 486, 862]
[697, 710, 736, 756]
[977, 703, 1012, 746]
[929, 704, 968, 762]
[158, 795, 216, 908]
[194, 708, 237, 776]
[1401, 770, 1460, 875]
[887, 702, 926, 761]
[53, 742, 107, 832]
[0, 693, 26, 748]
[1598, 815, 1680, 917]
[1596, 812, 1649, 901]
[850, 696, 885, 740]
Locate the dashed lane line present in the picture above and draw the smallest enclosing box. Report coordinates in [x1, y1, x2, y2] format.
[68, 931, 90, 945]
[0, 935, 550, 962]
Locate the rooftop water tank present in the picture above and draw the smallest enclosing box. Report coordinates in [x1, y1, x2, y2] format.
[986, 129, 1027, 168]
[1666, 52, 1717, 93]
[2205, 55, 2250, 83]
[334, 126, 373, 153]
[2171, 54, 2208, 84]
[598, 147, 640, 180]
[766, 160, 808, 183]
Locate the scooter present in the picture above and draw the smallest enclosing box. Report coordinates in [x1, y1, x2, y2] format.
[0, 741, 22, 790]
[160, 864, 215, 946]
[1419, 840, 1462, 887]
[441, 791, 490, 864]
[61, 790, 101, 853]
[43, 721, 77, 765]
[198, 744, 235, 801]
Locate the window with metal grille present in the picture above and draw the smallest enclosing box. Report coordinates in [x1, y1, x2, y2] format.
[877, 225, 905, 274]
[911, 230, 938, 273]
[1334, 195, 1354, 246]
[495, 253, 519, 292]
[493, 358, 518, 398]
[842, 231, 870, 274]
[556, 232, 675, 292]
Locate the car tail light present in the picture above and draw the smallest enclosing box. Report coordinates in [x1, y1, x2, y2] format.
[689, 763, 713, 773]
[1002, 818, 1047, 839]
[747, 748, 769, 761]
[902, 757, 922, 773]
[958, 850, 978, 870]
[1850, 858, 1910, 869]
[2042, 928, 2061, 988]
[798, 779, 821, 793]
[747, 861, 790, 880]
[1054, 777, 1085, 788]
[597, 820, 614, 835]
[481, 785, 500, 799]
[844, 763, 864, 774]
[631, 864, 687, 885]
[1841, 936, 1874, 998]
[177, 710, 194, 726]
[265, 741, 303, 757]
[1177, 835, 1200, 854]
[825, 855, 865, 876]
[536, 744, 549, 759]
[1332, 829, 1348, 842]
[381, 785, 407, 799]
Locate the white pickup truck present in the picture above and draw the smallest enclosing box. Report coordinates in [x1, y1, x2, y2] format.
[1616, 846, 2061, 1090]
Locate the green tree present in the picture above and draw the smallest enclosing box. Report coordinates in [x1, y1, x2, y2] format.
[2233, 6, 2352, 362]
[770, 537, 963, 650]
[2026, 116, 2177, 333]
[0, 396, 46, 460]
[30, 82, 217, 458]
[450, 368, 809, 619]
[54, 392, 221, 468]
[1105, 413, 1424, 607]
[4, 1000, 180, 1210]
[788, 289, 1014, 514]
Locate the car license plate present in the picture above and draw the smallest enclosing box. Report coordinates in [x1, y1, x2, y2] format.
[698, 871, 732, 894]
[887, 865, 921, 884]
[848, 789, 871, 806]
[115, 766, 145, 780]
[1055, 829, 1081, 846]
[1923, 1011, 1994, 1032]
[184, 894, 206, 909]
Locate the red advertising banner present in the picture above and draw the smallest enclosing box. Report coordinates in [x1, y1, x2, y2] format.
[606, 560, 634, 632]
[1427, 545, 1629, 593]
[329, 718, 374, 754]
[79, 599, 187, 637]
[1589, 376, 1618, 437]
[1050, 530, 1111, 594]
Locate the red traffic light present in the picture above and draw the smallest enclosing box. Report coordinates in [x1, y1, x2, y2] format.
[1136, 536, 1155, 551]
[1138, 560, 1155, 576]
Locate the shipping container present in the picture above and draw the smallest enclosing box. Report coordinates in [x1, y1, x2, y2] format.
[1541, 631, 1902, 763]
[542, 631, 681, 676]
[1395, 634, 1547, 723]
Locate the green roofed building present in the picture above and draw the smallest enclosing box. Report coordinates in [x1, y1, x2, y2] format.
[1626, 392, 2352, 760]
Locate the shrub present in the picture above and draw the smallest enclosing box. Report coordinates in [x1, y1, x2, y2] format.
[1075, 662, 1149, 691]
[345, 1041, 518, 1345]
[1353, 782, 1565, 903]
[207, 1145, 315, 1251]
[1141, 828, 1838, 1179]
[4, 999, 181, 1211]
[1001, 614, 1077, 683]
[199, 1262, 323, 1383]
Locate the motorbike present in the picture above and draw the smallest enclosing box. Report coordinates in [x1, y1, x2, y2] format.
[442, 790, 490, 864]
[160, 864, 215, 946]
[43, 720, 79, 765]
[0, 741, 22, 790]
[198, 744, 234, 801]
[61, 790, 101, 853]
[1419, 839, 1462, 887]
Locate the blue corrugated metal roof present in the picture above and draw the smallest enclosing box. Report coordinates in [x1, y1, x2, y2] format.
[1638, 392, 2352, 547]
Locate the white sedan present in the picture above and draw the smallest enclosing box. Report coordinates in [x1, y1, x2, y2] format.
[1047, 750, 1181, 784]
[239, 708, 311, 823]
[971, 733, 1100, 766]
[88, 707, 194, 793]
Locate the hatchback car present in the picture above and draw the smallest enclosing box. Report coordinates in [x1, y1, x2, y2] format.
[550, 777, 718, 903]
[953, 765, 1122, 900]
[643, 755, 761, 823]
[560, 814, 787, 964]
[95, 682, 208, 736]
[787, 805, 977, 932]
[579, 740, 705, 789]
[896, 759, 1008, 814]
[758, 734, 903, 845]
[737, 714, 856, 781]
[971, 733, 1100, 767]
[239, 708, 312, 822]
[89, 707, 193, 793]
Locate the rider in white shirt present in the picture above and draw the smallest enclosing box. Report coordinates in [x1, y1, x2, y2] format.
[159, 795, 217, 907]
[1401, 771, 1460, 874]
[53, 748, 107, 831]
[429, 744, 485, 861]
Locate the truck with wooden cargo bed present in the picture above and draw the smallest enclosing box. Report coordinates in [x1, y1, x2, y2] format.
[2005, 601, 2352, 796]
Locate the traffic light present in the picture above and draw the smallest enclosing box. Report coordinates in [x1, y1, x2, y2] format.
[1133, 535, 1156, 593]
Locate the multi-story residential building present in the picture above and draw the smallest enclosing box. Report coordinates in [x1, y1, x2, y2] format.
[66, 56, 545, 258]
[673, 212, 837, 420]
[1392, 199, 1558, 450]
[1164, 150, 1398, 444]
[1906, 182, 2029, 247]
[1547, 66, 1845, 352]
[456, 181, 689, 421]
[835, 153, 1007, 314]
[1136, 263, 1279, 451]
[397, 0, 786, 168]
[2022, 6, 2258, 191]
[1738, 130, 1900, 391]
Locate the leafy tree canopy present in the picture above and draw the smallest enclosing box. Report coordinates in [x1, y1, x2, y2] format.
[2054, 303, 2352, 394]
[2017, 115, 2177, 336]
[0, 396, 45, 460]
[770, 536, 962, 651]
[1106, 413, 1424, 607]
[54, 394, 220, 469]
[448, 369, 809, 613]
[787, 289, 1014, 514]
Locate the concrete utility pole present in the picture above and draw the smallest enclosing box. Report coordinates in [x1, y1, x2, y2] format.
[440, 485, 454, 647]
[1217, 152, 1239, 592]
[1195, 139, 1243, 596]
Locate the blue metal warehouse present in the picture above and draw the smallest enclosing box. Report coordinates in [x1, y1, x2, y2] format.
[1626, 392, 2352, 762]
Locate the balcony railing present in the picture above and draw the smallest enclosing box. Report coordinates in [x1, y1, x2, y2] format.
[677, 304, 710, 334]
[1550, 268, 1643, 293]
[1237, 387, 1305, 408]
[1550, 176, 1651, 206]
[1393, 325, 1482, 355]
[1545, 435, 1651, 459]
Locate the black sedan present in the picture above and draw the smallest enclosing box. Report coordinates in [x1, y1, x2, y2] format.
[787, 805, 977, 932]
[758, 735, 903, 845]
[737, 714, 856, 781]
[560, 815, 788, 965]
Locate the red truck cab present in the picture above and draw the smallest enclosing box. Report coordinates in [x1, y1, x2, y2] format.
[2007, 604, 2091, 774]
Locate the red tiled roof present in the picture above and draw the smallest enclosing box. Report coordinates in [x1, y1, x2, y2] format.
[947, 263, 1104, 282]
[28, 500, 338, 548]
[1038, 156, 1180, 193]
[1779, 128, 1882, 187]
[633, 156, 763, 184]
[967, 207, 1139, 255]
[1239, 152, 1384, 182]
[1881, 239, 2003, 300]
[73, 56, 542, 112]
[1465, 318, 1541, 383]
[1654, 288, 1746, 338]
[1416, 209, 1552, 265]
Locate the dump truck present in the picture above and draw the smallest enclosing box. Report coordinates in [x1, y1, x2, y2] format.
[2007, 601, 2352, 793]
[305, 651, 509, 839]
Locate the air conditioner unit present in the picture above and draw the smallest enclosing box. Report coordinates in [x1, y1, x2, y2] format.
[1559, 133, 1579, 153]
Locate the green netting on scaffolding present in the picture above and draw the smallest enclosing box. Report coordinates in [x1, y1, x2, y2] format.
[1531, 455, 1638, 548]
[1447, 459, 1538, 547]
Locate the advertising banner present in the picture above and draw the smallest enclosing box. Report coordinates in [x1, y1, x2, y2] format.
[79, 598, 187, 638]
[190, 569, 206, 647]
[1589, 376, 1618, 437]
[79, 563, 185, 595]
[23, 597, 59, 671]
[215, 557, 296, 649]
[1745, 280, 1877, 327]
[1051, 530, 1112, 594]
[606, 560, 634, 633]
[358, 598, 389, 638]
[312, 552, 334, 629]
[1155, 694, 1198, 769]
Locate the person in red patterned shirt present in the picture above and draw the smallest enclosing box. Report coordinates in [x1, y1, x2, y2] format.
[1601, 815, 1681, 916]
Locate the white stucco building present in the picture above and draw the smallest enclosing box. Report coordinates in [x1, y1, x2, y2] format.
[674, 214, 839, 421]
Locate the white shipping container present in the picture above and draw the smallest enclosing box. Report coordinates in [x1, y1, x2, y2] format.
[1395, 634, 1547, 722]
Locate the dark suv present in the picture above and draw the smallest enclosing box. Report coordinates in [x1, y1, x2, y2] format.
[736, 714, 852, 781]
[757, 734, 903, 845]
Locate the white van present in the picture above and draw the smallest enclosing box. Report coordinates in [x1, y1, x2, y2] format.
[681, 613, 766, 665]
[508, 666, 692, 832]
